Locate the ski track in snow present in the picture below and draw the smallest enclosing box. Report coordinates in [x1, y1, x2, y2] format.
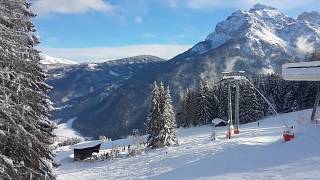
[54, 109, 320, 180]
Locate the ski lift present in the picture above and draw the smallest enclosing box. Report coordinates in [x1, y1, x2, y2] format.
[282, 61, 320, 124]
[221, 72, 244, 138]
[282, 61, 320, 142]
[218, 71, 294, 140]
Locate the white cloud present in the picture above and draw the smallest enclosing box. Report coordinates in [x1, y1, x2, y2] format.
[40, 44, 192, 62]
[171, 0, 320, 11]
[134, 16, 144, 24]
[32, 0, 115, 15]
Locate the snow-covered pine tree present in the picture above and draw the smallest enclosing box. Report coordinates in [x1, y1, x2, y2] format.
[146, 82, 161, 148]
[209, 84, 219, 120]
[297, 81, 317, 110]
[180, 88, 196, 127]
[157, 86, 178, 146]
[239, 80, 263, 124]
[253, 75, 269, 117]
[266, 74, 286, 112]
[195, 80, 213, 125]
[214, 83, 228, 121]
[283, 86, 298, 113]
[147, 82, 178, 148]
[0, 0, 55, 179]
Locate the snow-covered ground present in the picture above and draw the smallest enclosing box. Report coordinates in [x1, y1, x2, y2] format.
[54, 109, 320, 180]
[54, 118, 83, 139]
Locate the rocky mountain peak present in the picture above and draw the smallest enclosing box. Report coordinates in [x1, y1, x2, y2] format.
[191, 4, 320, 56]
[298, 11, 320, 26]
[249, 3, 277, 12]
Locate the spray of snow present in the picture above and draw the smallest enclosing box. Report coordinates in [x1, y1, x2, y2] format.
[261, 67, 274, 74]
[225, 56, 240, 72]
[296, 36, 315, 55]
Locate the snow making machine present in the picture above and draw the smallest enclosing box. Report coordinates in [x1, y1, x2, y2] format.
[282, 61, 320, 142]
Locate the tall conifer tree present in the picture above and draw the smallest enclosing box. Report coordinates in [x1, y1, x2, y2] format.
[0, 1, 55, 179]
[147, 82, 178, 148]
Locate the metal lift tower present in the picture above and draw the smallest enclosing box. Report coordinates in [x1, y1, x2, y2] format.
[282, 61, 320, 123]
[222, 71, 245, 138]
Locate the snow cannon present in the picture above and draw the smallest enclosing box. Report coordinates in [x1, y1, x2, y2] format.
[226, 130, 232, 139]
[283, 126, 294, 142]
[234, 128, 240, 134]
[226, 125, 234, 139]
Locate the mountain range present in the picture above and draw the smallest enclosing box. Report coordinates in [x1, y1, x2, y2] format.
[47, 4, 320, 139]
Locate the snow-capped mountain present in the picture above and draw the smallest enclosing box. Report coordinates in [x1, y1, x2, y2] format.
[298, 11, 320, 27]
[188, 3, 319, 72]
[40, 54, 78, 70]
[49, 4, 320, 139]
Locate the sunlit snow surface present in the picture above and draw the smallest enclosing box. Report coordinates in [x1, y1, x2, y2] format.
[54, 109, 320, 179]
[54, 118, 83, 139]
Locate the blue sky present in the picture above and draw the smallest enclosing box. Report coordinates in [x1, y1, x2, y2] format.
[31, 0, 320, 62]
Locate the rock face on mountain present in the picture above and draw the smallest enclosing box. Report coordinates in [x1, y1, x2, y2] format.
[49, 4, 320, 139]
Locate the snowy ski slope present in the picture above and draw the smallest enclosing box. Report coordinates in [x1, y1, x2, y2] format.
[54, 109, 320, 180]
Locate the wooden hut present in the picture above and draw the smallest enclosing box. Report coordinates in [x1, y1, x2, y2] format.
[74, 143, 101, 161]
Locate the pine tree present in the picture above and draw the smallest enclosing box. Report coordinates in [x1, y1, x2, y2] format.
[209, 85, 219, 120]
[253, 75, 268, 117]
[215, 83, 228, 121]
[297, 82, 317, 110]
[158, 86, 178, 146]
[266, 74, 286, 112]
[147, 82, 178, 148]
[146, 82, 161, 148]
[283, 91, 296, 113]
[0, 1, 55, 179]
[180, 88, 196, 127]
[239, 81, 263, 124]
[195, 80, 213, 125]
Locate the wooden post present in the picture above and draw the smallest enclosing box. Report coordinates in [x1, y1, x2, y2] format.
[311, 82, 320, 122]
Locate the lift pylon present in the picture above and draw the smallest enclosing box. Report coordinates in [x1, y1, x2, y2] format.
[222, 71, 244, 138]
